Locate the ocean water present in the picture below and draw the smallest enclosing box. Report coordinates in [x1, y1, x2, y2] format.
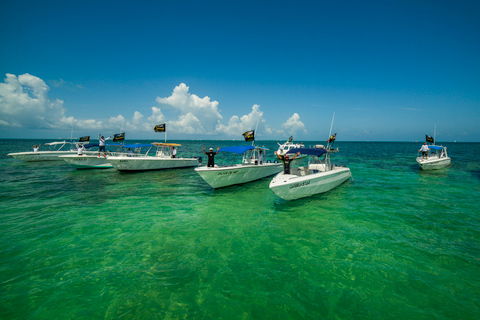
[1, 139, 479, 319]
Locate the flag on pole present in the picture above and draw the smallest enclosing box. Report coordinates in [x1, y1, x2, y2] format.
[327, 133, 337, 143]
[154, 124, 166, 132]
[79, 136, 90, 142]
[242, 130, 255, 142]
[426, 135, 434, 143]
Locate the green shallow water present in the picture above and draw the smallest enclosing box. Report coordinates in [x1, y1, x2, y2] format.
[1, 139, 479, 319]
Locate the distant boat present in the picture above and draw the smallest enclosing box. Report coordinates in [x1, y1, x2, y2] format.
[275, 137, 306, 160]
[195, 145, 282, 188]
[416, 127, 451, 170]
[416, 145, 451, 170]
[107, 143, 200, 171]
[269, 146, 351, 200]
[7, 141, 80, 161]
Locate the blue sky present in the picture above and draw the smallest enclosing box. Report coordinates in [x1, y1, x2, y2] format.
[0, 0, 479, 141]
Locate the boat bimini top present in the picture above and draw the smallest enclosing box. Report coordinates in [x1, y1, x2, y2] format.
[219, 146, 255, 154]
[152, 143, 182, 147]
[427, 145, 445, 151]
[286, 148, 327, 157]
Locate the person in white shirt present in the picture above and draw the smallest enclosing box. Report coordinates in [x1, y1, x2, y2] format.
[258, 150, 264, 164]
[419, 142, 429, 160]
[33, 144, 41, 152]
[98, 134, 111, 157]
[77, 144, 85, 155]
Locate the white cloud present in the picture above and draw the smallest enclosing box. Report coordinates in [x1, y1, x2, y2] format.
[147, 106, 165, 124]
[216, 104, 278, 138]
[281, 113, 307, 136]
[0, 73, 102, 130]
[0, 73, 65, 128]
[156, 83, 222, 134]
[0, 75, 310, 140]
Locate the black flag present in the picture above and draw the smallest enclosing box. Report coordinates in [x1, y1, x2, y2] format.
[288, 136, 293, 142]
[79, 136, 90, 142]
[113, 132, 125, 142]
[154, 124, 166, 132]
[327, 133, 337, 143]
[243, 130, 255, 142]
[426, 135, 434, 143]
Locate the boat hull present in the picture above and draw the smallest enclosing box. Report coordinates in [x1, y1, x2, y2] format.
[7, 151, 78, 161]
[195, 163, 283, 188]
[269, 166, 351, 200]
[59, 154, 113, 169]
[416, 157, 451, 170]
[107, 156, 200, 171]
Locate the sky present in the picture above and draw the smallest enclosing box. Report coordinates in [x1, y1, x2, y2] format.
[0, 0, 479, 142]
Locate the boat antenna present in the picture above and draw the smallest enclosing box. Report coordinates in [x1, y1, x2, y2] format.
[253, 117, 260, 146]
[434, 124, 436, 145]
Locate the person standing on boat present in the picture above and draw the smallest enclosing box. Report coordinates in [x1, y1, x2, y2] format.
[98, 134, 111, 157]
[171, 146, 177, 158]
[275, 151, 300, 174]
[419, 142, 429, 160]
[258, 150, 264, 165]
[33, 144, 41, 152]
[77, 143, 85, 155]
[203, 147, 219, 167]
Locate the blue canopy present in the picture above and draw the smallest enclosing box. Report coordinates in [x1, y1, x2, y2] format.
[428, 145, 443, 150]
[286, 148, 327, 157]
[81, 143, 97, 148]
[122, 144, 153, 148]
[219, 146, 255, 154]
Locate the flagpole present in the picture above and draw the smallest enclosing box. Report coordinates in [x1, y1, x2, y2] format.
[328, 112, 335, 139]
[434, 124, 436, 145]
[254, 118, 260, 146]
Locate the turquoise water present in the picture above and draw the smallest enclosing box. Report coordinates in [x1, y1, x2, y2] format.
[1, 139, 479, 319]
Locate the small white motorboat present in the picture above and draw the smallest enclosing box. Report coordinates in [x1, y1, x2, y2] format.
[59, 143, 122, 169]
[195, 145, 283, 188]
[276, 137, 306, 160]
[416, 145, 451, 170]
[7, 141, 81, 161]
[269, 146, 351, 200]
[107, 143, 200, 171]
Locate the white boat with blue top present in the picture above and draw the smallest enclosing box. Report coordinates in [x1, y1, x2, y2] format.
[416, 145, 451, 170]
[59, 143, 122, 169]
[194, 145, 282, 189]
[269, 145, 351, 200]
[107, 143, 200, 171]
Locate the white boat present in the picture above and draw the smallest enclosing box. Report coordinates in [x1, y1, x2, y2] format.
[195, 146, 283, 188]
[107, 143, 200, 171]
[7, 141, 81, 161]
[269, 146, 351, 201]
[59, 143, 122, 169]
[416, 145, 451, 170]
[276, 137, 306, 160]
